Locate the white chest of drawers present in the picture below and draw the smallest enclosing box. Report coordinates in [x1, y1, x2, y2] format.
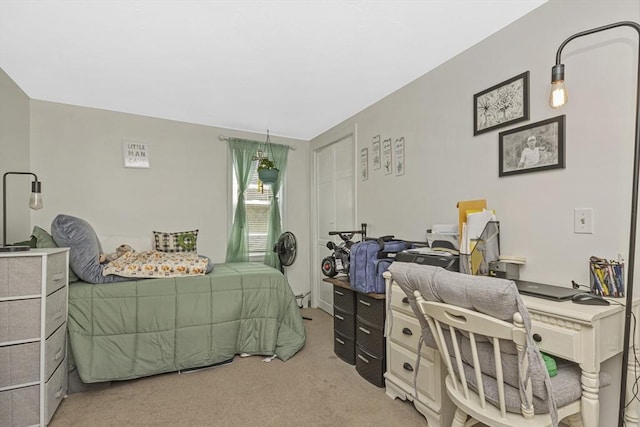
[384, 277, 455, 427]
[0, 248, 70, 427]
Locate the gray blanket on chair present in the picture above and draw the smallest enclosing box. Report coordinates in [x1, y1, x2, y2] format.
[388, 263, 565, 425]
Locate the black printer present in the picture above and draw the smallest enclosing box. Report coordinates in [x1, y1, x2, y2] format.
[395, 246, 459, 271]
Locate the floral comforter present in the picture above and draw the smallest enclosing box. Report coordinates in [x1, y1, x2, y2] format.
[102, 250, 210, 278]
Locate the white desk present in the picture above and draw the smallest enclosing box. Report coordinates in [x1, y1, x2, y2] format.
[384, 272, 640, 427]
[520, 294, 639, 427]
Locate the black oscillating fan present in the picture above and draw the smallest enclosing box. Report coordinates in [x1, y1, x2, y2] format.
[273, 231, 297, 273]
[273, 232, 310, 317]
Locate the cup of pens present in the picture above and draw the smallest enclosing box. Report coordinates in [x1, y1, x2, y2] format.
[589, 256, 625, 297]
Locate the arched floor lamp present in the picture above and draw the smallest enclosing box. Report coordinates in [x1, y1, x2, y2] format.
[1, 172, 43, 252]
[550, 21, 640, 426]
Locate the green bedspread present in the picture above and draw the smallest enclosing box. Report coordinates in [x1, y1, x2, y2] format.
[68, 262, 306, 383]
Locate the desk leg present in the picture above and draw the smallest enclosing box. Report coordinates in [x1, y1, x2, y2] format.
[580, 370, 600, 427]
[625, 347, 640, 426]
[624, 303, 640, 427]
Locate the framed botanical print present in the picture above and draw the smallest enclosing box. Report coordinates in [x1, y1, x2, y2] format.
[474, 71, 529, 135]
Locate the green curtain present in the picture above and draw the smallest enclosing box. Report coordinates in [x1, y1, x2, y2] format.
[225, 138, 260, 262]
[263, 143, 289, 270]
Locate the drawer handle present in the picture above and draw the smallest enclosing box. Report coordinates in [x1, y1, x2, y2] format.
[53, 309, 64, 321]
[533, 333, 542, 343]
[52, 273, 64, 282]
[358, 354, 370, 363]
[335, 337, 345, 345]
[358, 326, 371, 335]
[335, 314, 344, 321]
[55, 387, 63, 399]
[359, 299, 371, 307]
[402, 327, 413, 336]
[403, 362, 414, 372]
[402, 297, 409, 304]
[335, 290, 344, 296]
[54, 348, 63, 361]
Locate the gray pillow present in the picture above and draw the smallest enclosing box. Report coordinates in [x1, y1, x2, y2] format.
[51, 214, 128, 284]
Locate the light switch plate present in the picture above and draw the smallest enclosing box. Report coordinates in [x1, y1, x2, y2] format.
[574, 208, 593, 234]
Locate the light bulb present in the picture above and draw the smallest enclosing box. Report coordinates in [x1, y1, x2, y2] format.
[549, 63, 567, 108]
[549, 80, 568, 108]
[29, 192, 43, 210]
[29, 181, 43, 210]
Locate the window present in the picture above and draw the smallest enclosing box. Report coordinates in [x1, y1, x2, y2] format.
[227, 138, 287, 266]
[232, 161, 281, 261]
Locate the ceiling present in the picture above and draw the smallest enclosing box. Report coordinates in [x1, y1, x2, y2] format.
[0, 1, 547, 140]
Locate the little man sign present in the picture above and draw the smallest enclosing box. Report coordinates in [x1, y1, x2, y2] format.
[122, 140, 150, 168]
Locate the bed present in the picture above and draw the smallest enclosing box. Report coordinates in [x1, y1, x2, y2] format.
[46, 214, 305, 384]
[68, 262, 306, 383]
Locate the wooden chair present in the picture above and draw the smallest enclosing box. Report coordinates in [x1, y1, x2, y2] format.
[413, 290, 583, 427]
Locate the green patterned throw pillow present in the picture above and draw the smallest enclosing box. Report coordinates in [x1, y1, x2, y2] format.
[153, 230, 198, 253]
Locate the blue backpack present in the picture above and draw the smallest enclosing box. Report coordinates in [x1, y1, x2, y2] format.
[350, 237, 411, 294]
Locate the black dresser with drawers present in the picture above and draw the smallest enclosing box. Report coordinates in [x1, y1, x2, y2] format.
[324, 277, 386, 387]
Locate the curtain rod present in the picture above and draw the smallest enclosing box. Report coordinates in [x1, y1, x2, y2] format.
[218, 134, 296, 150]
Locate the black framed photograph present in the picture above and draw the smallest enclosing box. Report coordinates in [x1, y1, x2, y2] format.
[474, 71, 529, 135]
[499, 115, 565, 177]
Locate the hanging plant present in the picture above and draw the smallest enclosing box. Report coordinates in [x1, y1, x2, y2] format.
[258, 158, 279, 184]
[256, 130, 279, 184]
[257, 158, 278, 171]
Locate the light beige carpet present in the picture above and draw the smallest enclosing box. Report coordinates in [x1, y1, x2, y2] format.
[50, 308, 428, 427]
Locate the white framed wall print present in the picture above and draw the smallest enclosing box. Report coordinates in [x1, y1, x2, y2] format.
[372, 135, 381, 170]
[395, 137, 405, 176]
[122, 139, 150, 168]
[382, 138, 393, 175]
[361, 148, 369, 181]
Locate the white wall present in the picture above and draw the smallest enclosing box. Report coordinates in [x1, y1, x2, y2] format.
[0, 68, 31, 244]
[314, 0, 640, 287]
[28, 101, 311, 297]
[310, 0, 639, 423]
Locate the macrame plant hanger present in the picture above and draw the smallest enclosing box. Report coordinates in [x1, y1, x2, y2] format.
[254, 130, 279, 193]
